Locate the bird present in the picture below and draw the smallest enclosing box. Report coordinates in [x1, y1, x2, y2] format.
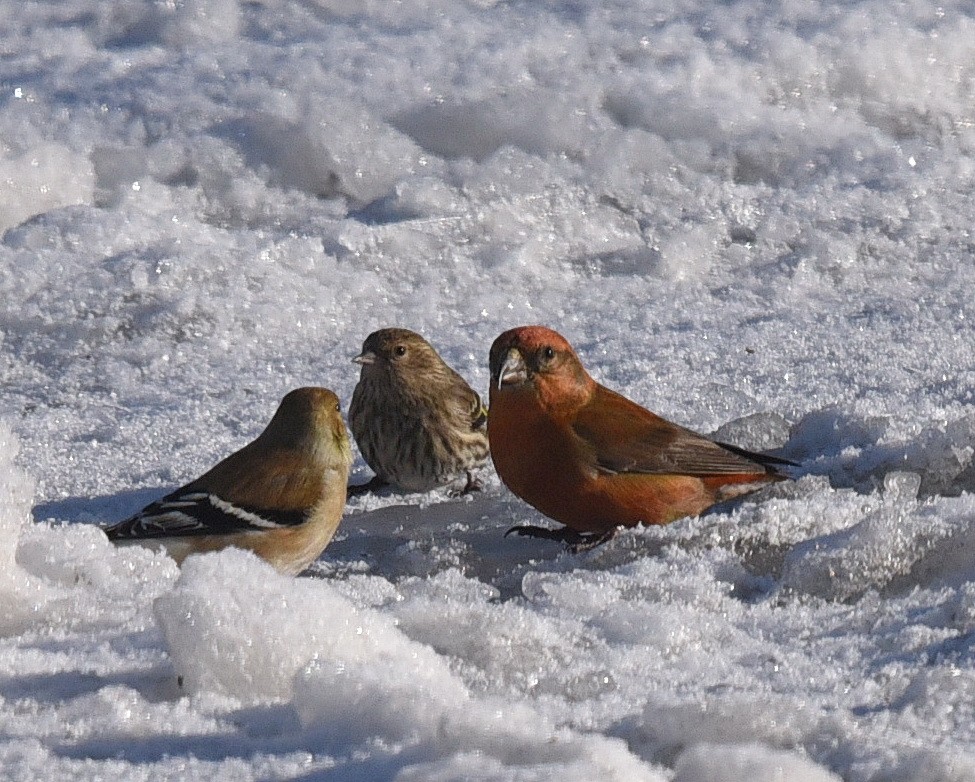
[348, 328, 489, 494]
[105, 387, 353, 575]
[487, 326, 794, 546]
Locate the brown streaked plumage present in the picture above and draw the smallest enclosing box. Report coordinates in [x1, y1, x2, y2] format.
[105, 387, 352, 575]
[487, 326, 793, 544]
[348, 328, 489, 493]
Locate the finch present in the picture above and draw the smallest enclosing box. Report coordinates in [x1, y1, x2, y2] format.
[488, 326, 793, 545]
[348, 328, 489, 494]
[105, 387, 353, 575]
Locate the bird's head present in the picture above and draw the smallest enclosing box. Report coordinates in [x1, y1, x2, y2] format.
[267, 387, 352, 467]
[352, 328, 447, 383]
[488, 326, 593, 410]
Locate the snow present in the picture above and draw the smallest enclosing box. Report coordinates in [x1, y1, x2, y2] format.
[3, 0, 975, 778]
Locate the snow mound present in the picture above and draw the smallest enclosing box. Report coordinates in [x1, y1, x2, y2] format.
[155, 550, 662, 780]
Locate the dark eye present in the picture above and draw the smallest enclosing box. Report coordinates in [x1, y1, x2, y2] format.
[394, 345, 407, 358]
[541, 346, 556, 362]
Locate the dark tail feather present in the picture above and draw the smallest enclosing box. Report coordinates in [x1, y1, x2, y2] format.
[715, 441, 799, 474]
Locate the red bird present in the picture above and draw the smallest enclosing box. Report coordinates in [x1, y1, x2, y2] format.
[487, 326, 793, 545]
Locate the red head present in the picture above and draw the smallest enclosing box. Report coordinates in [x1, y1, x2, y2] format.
[488, 326, 594, 413]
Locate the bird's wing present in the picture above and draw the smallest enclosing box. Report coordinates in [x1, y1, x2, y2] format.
[445, 372, 488, 431]
[105, 490, 307, 540]
[192, 446, 326, 510]
[572, 385, 780, 477]
[468, 389, 488, 431]
[105, 447, 324, 540]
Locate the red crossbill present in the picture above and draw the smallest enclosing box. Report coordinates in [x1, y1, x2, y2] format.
[488, 326, 792, 545]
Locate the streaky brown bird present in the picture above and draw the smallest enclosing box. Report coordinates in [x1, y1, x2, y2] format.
[348, 328, 489, 494]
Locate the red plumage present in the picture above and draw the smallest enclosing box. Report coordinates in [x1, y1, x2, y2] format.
[488, 326, 791, 541]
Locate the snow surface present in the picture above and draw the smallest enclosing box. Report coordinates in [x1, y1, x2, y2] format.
[3, 0, 975, 779]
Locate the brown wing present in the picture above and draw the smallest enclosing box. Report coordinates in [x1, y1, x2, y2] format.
[465, 387, 488, 431]
[443, 367, 487, 431]
[572, 384, 778, 477]
[189, 444, 325, 511]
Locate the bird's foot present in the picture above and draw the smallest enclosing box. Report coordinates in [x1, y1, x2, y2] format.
[503, 524, 616, 550]
[567, 529, 617, 552]
[452, 471, 483, 497]
[346, 476, 388, 497]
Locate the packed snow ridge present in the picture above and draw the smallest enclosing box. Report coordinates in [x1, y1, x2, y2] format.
[3, 0, 975, 779]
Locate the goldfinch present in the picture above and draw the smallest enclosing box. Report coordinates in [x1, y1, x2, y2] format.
[106, 387, 352, 575]
[348, 328, 489, 494]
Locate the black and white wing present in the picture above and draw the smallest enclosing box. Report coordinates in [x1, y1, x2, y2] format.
[105, 489, 308, 540]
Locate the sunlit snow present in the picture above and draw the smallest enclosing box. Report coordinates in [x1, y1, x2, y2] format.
[3, 0, 975, 779]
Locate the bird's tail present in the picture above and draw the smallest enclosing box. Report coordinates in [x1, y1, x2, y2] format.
[715, 441, 799, 475]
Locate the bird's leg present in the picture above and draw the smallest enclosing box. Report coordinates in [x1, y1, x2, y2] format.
[455, 471, 483, 495]
[568, 529, 617, 552]
[346, 475, 388, 496]
[504, 524, 616, 549]
[447, 471, 484, 497]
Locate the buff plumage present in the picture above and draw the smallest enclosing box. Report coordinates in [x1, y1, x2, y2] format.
[105, 387, 352, 575]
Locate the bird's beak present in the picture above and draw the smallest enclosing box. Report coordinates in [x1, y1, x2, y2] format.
[353, 351, 376, 366]
[496, 348, 528, 389]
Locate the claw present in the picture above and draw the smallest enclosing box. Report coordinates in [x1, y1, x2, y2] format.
[503, 524, 617, 551]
